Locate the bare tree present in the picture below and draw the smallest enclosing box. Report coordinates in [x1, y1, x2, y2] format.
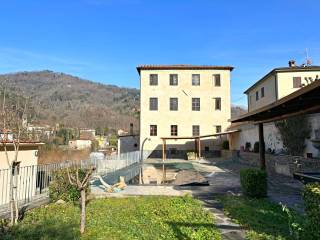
[67, 166, 95, 234]
[0, 80, 30, 225]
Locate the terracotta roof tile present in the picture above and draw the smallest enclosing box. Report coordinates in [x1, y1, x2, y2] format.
[136, 64, 234, 74]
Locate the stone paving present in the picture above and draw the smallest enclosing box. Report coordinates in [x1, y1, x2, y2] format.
[213, 158, 305, 212]
[180, 161, 246, 240]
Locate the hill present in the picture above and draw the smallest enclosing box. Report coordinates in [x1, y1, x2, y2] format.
[0, 70, 247, 132]
[0, 70, 140, 131]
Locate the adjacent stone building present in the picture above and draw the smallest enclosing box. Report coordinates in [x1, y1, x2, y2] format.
[230, 62, 320, 158]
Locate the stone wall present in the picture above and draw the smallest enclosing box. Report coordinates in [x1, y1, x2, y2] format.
[118, 135, 140, 154]
[229, 150, 320, 177]
[229, 113, 320, 158]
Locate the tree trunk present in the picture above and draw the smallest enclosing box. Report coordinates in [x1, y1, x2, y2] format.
[14, 171, 19, 223]
[9, 165, 14, 225]
[80, 189, 86, 234]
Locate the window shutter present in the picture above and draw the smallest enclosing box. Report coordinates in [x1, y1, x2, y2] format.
[293, 77, 301, 88]
[214, 74, 221, 86]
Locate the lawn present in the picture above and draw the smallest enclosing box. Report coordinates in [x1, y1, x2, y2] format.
[2, 196, 221, 240]
[217, 195, 304, 240]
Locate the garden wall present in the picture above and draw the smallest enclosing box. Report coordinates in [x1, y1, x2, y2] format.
[229, 113, 320, 159]
[221, 149, 234, 159]
[233, 151, 320, 177]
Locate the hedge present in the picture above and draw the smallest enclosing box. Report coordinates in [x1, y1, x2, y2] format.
[302, 183, 320, 239]
[240, 168, 267, 198]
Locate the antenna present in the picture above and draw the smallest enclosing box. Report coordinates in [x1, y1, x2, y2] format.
[305, 48, 313, 66]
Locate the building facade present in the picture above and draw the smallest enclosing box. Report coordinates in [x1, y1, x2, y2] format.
[0, 142, 43, 205]
[117, 135, 139, 154]
[68, 139, 92, 150]
[138, 65, 233, 155]
[231, 63, 320, 158]
[245, 64, 320, 111]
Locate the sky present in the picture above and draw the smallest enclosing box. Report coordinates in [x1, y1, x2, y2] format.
[1, 0, 320, 106]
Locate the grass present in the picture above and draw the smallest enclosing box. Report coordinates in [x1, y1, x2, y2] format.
[2, 196, 221, 240]
[217, 195, 304, 240]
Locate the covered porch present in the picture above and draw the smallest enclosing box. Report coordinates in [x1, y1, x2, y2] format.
[231, 80, 320, 169]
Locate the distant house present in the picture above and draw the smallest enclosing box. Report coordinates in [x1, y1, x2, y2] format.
[0, 130, 14, 142]
[79, 128, 96, 140]
[27, 124, 54, 140]
[68, 139, 92, 150]
[117, 129, 129, 136]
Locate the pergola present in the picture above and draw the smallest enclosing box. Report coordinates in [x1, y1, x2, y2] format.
[159, 130, 240, 182]
[161, 130, 240, 160]
[231, 80, 320, 169]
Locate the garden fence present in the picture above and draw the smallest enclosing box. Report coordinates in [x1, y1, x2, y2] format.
[0, 150, 151, 215]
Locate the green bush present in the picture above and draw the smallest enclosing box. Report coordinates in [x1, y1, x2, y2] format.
[302, 183, 320, 239]
[253, 142, 259, 153]
[222, 140, 229, 150]
[49, 168, 89, 202]
[240, 169, 267, 198]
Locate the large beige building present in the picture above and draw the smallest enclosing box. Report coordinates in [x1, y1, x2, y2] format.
[138, 65, 233, 156]
[230, 62, 320, 157]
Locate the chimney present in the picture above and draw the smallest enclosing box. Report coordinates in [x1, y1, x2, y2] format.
[130, 123, 133, 135]
[288, 60, 296, 68]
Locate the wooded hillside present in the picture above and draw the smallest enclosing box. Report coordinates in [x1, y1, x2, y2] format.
[0, 70, 139, 131]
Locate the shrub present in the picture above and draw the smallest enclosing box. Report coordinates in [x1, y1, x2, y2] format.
[275, 115, 311, 156]
[302, 183, 320, 239]
[109, 134, 118, 147]
[240, 168, 267, 198]
[0, 219, 10, 236]
[253, 142, 259, 153]
[222, 140, 229, 150]
[245, 142, 251, 152]
[49, 168, 90, 202]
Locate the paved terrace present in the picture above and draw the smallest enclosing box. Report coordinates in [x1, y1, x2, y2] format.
[92, 158, 304, 211]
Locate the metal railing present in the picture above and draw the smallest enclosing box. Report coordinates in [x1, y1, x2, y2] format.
[0, 150, 151, 212]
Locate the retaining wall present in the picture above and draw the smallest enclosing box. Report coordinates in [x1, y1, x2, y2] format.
[235, 151, 320, 177]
